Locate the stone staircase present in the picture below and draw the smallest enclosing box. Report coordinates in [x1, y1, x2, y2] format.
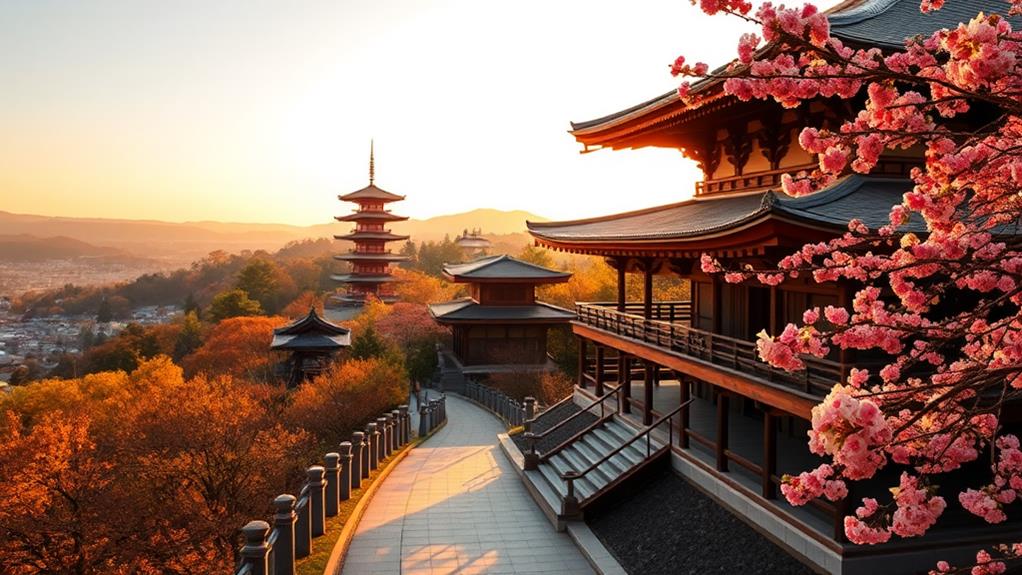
[527, 415, 668, 521]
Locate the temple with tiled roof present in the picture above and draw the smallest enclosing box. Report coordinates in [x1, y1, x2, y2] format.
[270, 308, 351, 387]
[332, 142, 409, 306]
[515, 1, 1022, 573]
[429, 255, 574, 376]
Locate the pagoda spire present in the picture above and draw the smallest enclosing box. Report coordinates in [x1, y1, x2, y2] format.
[369, 139, 375, 185]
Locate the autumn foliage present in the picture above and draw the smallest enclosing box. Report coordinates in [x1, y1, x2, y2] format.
[180, 315, 287, 381]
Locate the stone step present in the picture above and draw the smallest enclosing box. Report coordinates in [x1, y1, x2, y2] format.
[559, 447, 614, 490]
[571, 438, 630, 478]
[542, 454, 599, 501]
[588, 428, 646, 465]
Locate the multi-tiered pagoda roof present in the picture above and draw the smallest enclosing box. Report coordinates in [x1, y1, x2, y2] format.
[332, 143, 409, 305]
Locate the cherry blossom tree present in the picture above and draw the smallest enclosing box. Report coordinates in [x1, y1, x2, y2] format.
[673, 0, 1022, 571]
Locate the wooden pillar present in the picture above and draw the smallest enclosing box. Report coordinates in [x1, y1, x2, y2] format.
[711, 275, 722, 335]
[643, 261, 654, 320]
[716, 391, 729, 471]
[577, 338, 587, 389]
[763, 411, 777, 498]
[643, 361, 654, 425]
[769, 286, 778, 335]
[620, 355, 632, 414]
[594, 346, 605, 396]
[617, 259, 627, 312]
[679, 376, 690, 449]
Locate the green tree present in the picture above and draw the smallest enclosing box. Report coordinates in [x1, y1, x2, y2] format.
[350, 324, 390, 360]
[173, 311, 203, 360]
[235, 259, 278, 309]
[207, 289, 262, 323]
[517, 245, 554, 268]
[183, 292, 201, 320]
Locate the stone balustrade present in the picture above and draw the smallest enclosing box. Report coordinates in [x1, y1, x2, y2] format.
[462, 380, 536, 430]
[233, 397, 446, 575]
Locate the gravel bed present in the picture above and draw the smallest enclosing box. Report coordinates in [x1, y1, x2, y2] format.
[511, 400, 599, 455]
[588, 470, 816, 575]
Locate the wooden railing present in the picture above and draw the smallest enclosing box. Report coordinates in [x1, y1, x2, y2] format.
[560, 399, 693, 515]
[463, 380, 535, 428]
[576, 302, 842, 397]
[584, 300, 692, 323]
[522, 386, 619, 469]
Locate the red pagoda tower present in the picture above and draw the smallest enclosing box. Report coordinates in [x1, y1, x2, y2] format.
[332, 142, 409, 306]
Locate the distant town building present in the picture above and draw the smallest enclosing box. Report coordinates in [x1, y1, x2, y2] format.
[429, 255, 573, 377]
[332, 142, 410, 306]
[455, 228, 491, 258]
[270, 308, 351, 388]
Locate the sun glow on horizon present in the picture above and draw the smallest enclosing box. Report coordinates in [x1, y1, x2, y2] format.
[0, 0, 773, 226]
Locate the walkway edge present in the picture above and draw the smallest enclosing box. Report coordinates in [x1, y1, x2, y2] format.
[496, 432, 629, 575]
[322, 419, 448, 575]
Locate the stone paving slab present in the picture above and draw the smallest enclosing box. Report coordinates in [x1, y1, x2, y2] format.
[339, 392, 594, 575]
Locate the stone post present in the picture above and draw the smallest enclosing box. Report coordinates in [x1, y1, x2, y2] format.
[524, 397, 536, 432]
[418, 403, 428, 437]
[366, 423, 379, 471]
[324, 453, 340, 518]
[351, 431, 366, 485]
[240, 520, 271, 575]
[295, 488, 311, 558]
[339, 442, 353, 502]
[382, 414, 394, 457]
[391, 409, 401, 449]
[307, 466, 326, 537]
[399, 404, 409, 444]
[273, 494, 297, 575]
[376, 416, 389, 460]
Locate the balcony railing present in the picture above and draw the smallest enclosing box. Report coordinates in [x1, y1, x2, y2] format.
[575, 302, 842, 396]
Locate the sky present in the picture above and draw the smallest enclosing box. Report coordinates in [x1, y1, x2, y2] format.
[0, 0, 769, 225]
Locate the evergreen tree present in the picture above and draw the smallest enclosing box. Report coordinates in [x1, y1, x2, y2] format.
[350, 324, 388, 360]
[183, 292, 201, 320]
[174, 311, 203, 360]
[235, 258, 278, 310]
[207, 289, 263, 323]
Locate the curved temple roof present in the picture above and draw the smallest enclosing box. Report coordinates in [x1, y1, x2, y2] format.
[271, 308, 351, 350]
[338, 184, 405, 203]
[570, 0, 1019, 142]
[429, 298, 576, 324]
[442, 254, 572, 284]
[528, 175, 922, 247]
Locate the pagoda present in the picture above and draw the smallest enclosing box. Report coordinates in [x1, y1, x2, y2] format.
[455, 228, 491, 258]
[270, 308, 351, 388]
[332, 142, 410, 306]
[428, 255, 574, 374]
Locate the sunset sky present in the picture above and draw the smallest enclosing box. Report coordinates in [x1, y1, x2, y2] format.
[0, 0, 788, 225]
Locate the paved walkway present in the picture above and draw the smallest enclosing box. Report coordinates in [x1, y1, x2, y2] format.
[339, 392, 595, 575]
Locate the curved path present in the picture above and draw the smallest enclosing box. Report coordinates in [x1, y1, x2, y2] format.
[338, 392, 595, 575]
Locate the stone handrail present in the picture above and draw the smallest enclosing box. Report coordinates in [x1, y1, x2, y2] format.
[463, 380, 536, 429]
[233, 396, 448, 575]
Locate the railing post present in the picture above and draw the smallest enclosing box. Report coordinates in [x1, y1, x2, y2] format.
[240, 520, 271, 575]
[419, 403, 428, 437]
[679, 378, 690, 449]
[366, 422, 379, 471]
[295, 490, 311, 558]
[399, 404, 410, 444]
[351, 431, 366, 485]
[620, 355, 631, 414]
[339, 442, 353, 501]
[381, 415, 394, 458]
[594, 345, 605, 396]
[273, 495, 297, 575]
[562, 471, 581, 517]
[324, 452, 340, 517]
[523, 432, 539, 470]
[716, 392, 730, 472]
[307, 466, 326, 537]
[390, 409, 401, 449]
[524, 397, 536, 432]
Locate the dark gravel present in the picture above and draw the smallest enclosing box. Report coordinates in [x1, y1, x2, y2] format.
[588, 470, 816, 575]
[511, 400, 598, 455]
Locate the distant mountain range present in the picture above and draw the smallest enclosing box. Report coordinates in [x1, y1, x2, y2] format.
[0, 208, 547, 264]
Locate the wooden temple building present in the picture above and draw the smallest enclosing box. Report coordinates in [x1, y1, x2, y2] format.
[516, 0, 1020, 573]
[332, 143, 409, 306]
[271, 308, 351, 388]
[429, 255, 574, 376]
[455, 228, 491, 258]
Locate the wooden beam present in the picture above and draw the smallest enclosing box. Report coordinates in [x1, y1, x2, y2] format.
[619, 354, 631, 414]
[577, 337, 588, 389]
[716, 392, 729, 472]
[643, 262, 654, 320]
[679, 376, 690, 449]
[764, 411, 777, 499]
[643, 361, 654, 425]
[573, 323, 817, 418]
[595, 346, 605, 396]
[617, 260, 627, 312]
